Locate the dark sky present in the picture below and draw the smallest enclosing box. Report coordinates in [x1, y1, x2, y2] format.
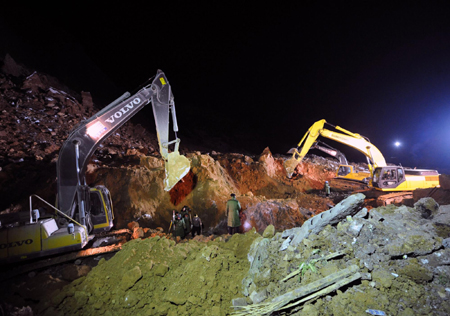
[1, 2, 450, 173]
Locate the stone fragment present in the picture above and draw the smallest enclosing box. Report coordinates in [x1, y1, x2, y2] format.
[283, 193, 365, 248]
[121, 266, 142, 290]
[414, 197, 439, 219]
[154, 264, 169, 277]
[250, 289, 268, 304]
[263, 224, 275, 238]
[232, 297, 248, 308]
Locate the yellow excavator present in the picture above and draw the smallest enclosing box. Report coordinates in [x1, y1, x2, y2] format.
[0, 70, 191, 263]
[285, 119, 440, 204]
[288, 140, 371, 183]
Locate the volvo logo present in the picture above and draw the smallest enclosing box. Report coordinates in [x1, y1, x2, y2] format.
[105, 98, 141, 123]
[0, 239, 33, 249]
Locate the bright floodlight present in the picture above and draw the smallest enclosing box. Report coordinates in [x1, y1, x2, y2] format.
[395, 141, 401, 147]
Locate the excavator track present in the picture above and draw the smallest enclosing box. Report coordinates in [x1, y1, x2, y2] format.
[376, 192, 414, 206]
[0, 229, 131, 282]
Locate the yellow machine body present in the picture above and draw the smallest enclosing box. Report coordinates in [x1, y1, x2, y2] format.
[0, 218, 87, 263]
[336, 165, 371, 183]
[286, 119, 440, 193]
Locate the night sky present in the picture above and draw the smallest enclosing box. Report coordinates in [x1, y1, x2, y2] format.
[1, 2, 450, 174]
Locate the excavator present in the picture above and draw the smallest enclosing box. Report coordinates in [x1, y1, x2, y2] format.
[289, 140, 371, 183]
[0, 70, 191, 263]
[285, 119, 440, 205]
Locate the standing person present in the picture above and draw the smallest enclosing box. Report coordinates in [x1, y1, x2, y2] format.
[191, 213, 203, 237]
[172, 211, 186, 240]
[324, 181, 331, 197]
[226, 193, 241, 235]
[180, 205, 191, 237]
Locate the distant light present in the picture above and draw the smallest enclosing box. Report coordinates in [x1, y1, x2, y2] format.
[243, 221, 252, 232]
[394, 141, 401, 147]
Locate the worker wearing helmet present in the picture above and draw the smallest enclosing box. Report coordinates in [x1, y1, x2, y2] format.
[180, 205, 191, 236]
[324, 181, 331, 197]
[172, 211, 186, 240]
[226, 193, 241, 235]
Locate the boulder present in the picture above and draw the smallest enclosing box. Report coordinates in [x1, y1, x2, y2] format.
[414, 197, 439, 219]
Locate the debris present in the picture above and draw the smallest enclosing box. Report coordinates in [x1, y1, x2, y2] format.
[280, 251, 346, 282]
[232, 265, 361, 315]
[365, 309, 386, 315]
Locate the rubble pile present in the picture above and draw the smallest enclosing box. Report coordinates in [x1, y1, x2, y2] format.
[233, 196, 450, 315]
[0, 55, 159, 212]
[0, 55, 158, 164]
[4, 195, 446, 316]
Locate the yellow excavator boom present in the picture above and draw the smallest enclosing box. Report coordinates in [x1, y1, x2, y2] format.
[284, 119, 386, 178]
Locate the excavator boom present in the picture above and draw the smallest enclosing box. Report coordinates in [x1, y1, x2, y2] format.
[57, 70, 190, 219]
[284, 119, 385, 178]
[1, 70, 191, 263]
[285, 119, 440, 202]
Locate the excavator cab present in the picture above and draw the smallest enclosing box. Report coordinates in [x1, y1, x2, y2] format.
[373, 167, 405, 189]
[337, 165, 353, 177]
[373, 166, 439, 191]
[336, 165, 371, 183]
[88, 186, 113, 234]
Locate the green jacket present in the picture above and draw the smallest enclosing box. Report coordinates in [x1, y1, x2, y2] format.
[324, 183, 331, 194]
[226, 198, 241, 227]
[181, 210, 191, 233]
[173, 218, 186, 238]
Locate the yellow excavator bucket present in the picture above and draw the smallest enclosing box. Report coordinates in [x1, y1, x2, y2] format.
[164, 151, 191, 191]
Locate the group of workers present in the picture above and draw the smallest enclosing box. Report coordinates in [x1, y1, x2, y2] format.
[170, 205, 203, 240]
[169, 179, 333, 239]
[170, 193, 243, 239]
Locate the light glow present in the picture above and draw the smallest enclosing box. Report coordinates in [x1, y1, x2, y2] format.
[243, 221, 253, 232]
[87, 122, 107, 139]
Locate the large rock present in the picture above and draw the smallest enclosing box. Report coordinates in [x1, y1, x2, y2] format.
[281, 193, 365, 248]
[414, 197, 439, 219]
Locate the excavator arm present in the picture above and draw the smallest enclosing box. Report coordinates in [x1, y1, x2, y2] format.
[57, 70, 190, 219]
[302, 141, 349, 165]
[284, 119, 386, 178]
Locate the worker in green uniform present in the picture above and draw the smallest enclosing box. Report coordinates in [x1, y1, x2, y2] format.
[324, 181, 331, 197]
[172, 211, 186, 240]
[180, 205, 191, 237]
[226, 193, 241, 235]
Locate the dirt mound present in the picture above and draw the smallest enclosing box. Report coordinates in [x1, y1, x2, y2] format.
[36, 231, 261, 316]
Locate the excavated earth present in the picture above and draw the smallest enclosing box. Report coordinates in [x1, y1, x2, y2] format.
[1, 55, 450, 315]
